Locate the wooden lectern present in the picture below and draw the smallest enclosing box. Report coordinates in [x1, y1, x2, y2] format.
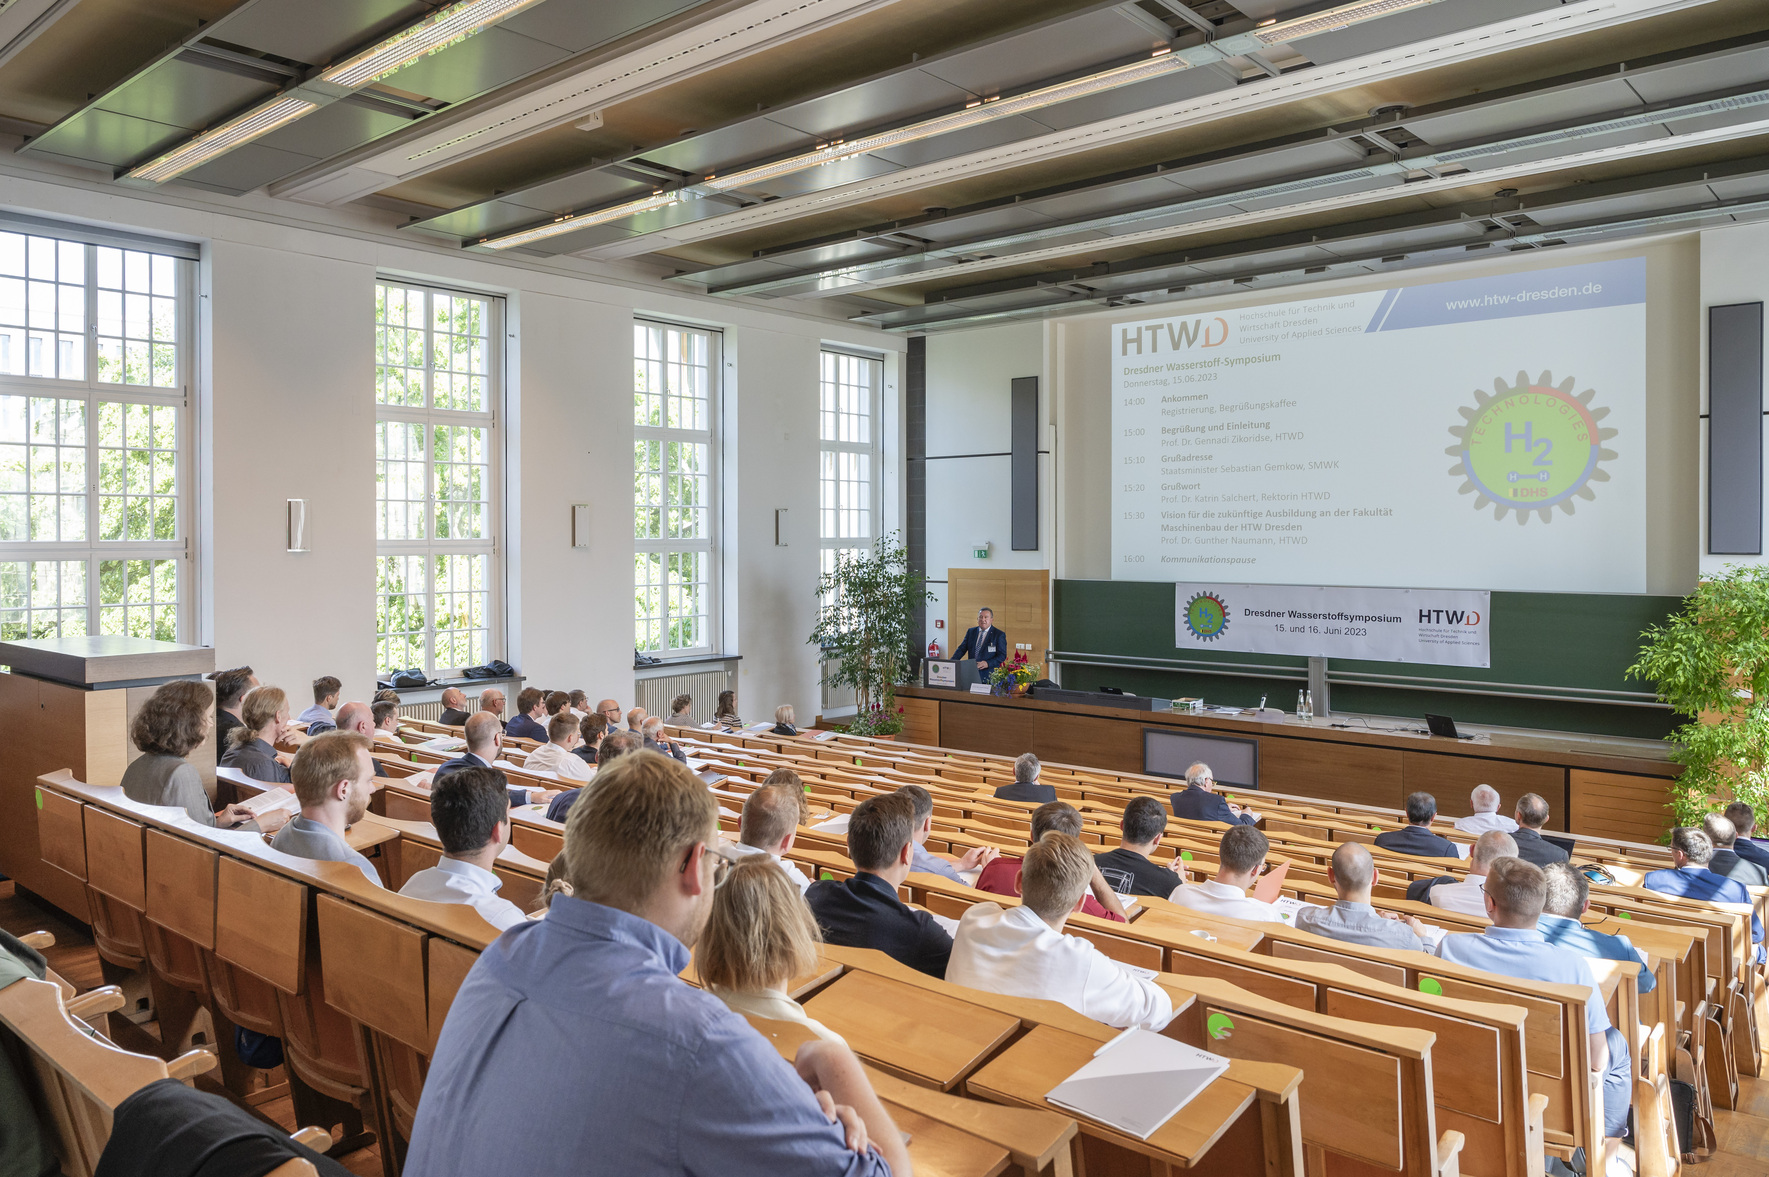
[0, 635, 214, 920]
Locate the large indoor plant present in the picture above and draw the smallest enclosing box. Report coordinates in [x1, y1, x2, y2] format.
[809, 532, 930, 737]
[1628, 563, 1769, 830]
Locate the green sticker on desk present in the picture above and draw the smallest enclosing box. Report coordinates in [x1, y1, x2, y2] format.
[1418, 977, 1444, 996]
[1207, 1012, 1234, 1041]
[34, 788, 42, 809]
[820, 871, 835, 881]
[1180, 850, 1194, 862]
[1617, 911, 1632, 920]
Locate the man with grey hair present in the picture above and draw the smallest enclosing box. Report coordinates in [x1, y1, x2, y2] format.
[641, 715, 688, 764]
[1509, 793, 1568, 868]
[1704, 812, 1769, 887]
[1170, 761, 1256, 826]
[1645, 827, 1765, 960]
[1429, 830, 1518, 917]
[1453, 784, 1518, 836]
[1295, 843, 1429, 951]
[993, 752, 1056, 804]
[1435, 856, 1633, 1143]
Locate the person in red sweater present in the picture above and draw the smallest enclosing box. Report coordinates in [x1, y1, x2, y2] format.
[974, 801, 1129, 923]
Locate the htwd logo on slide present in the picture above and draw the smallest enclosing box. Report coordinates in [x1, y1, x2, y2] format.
[1444, 370, 1617, 524]
[1119, 317, 1229, 355]
[1183, 592, 1229, 641]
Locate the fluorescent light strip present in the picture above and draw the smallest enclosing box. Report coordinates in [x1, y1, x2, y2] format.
[127, 97, 317, 183]
[1235, 0, 1448, 47]
[480, 52, 1193, 248]
[321, 0, 553, 88]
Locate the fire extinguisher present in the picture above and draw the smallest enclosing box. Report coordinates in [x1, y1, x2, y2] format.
[927, 638, 942, 659]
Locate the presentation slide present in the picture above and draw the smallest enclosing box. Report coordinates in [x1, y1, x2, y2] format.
[1109, 257, 1647, 593]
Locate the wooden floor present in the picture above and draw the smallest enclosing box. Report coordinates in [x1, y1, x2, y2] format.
[6, 880, 1769, 1174]
[1, 880, 383, 1177]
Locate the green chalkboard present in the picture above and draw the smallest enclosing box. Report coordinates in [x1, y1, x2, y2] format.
[1051, 579, 1682, 740]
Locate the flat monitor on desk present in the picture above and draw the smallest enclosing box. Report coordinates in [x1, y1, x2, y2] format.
[1144, 728, 1258, 790]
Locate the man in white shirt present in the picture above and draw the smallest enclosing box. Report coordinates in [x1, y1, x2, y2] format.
[398, 766, 528, 931]
[522, 713, 593, 782]
[371, 699, 404, 747]
[1430, 829, 1518, 917]
[948, 831, 1172, 1029]
[1168, 826, 1283, 923]
[730, 784, 812, 892]
[1453, 784, 1519, 837]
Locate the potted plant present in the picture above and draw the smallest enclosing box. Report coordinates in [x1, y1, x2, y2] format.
[809, 532, 930, 735]
[1628, 563, 1769, 830]
[989, 652, 1042, 697]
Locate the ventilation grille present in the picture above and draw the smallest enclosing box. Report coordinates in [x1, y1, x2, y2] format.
[637, 666, 735, 726]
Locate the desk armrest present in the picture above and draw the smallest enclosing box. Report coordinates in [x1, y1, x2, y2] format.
[1435, 1130, 1466, 1177]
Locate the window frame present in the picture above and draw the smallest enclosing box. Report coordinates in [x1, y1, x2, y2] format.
[633, 317, 722, 662]
[818, 346, 884, 578]
[0, 225, 196, 645]
[373, 278, 505, 679]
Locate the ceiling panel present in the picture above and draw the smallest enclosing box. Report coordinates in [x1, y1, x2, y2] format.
[500, 0, 705, 53]
[29, 107, 187, 169]
[90, 59, 272, 131]
[1021, 67, 1235, 131]
[640, 118, 817, 175]
[1282, 0, 1557, 67]
[200, 0, 427, 68]
[865, 113, 1058, 169]
[261, 99, 417, 159]
[371, 27, 568, 105]
[915, 12, 1160, 96]
[1404, 79, 1651, 145]
[763, 71, 978, 140]
[1623, 44, 1769, 103]
[177, 138, 322, 193]
[734, 151, 904, 200]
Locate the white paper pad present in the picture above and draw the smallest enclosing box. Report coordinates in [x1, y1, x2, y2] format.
[1046, 1029, 1229, 1140]
[237, 787, 300, 819]
[416, 736, 466, 752]
[1269, 896, 1325, 926]
[811, 813, 852, 834]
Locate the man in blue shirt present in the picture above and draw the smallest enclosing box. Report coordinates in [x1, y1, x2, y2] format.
[1434, 856, 1632, 1140]
[1539, 863, 1655, 995]
[897, 784, 997, 884]
[1723, 802, 1769, 873]
[406, 750, 907, 1177]
[1642, 828, 1765, 962]
[298, 675, 340, 733]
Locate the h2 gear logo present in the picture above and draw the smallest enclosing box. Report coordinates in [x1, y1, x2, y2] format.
[1445, 369, 1616, 525]
[1183, 592, 1229, 641]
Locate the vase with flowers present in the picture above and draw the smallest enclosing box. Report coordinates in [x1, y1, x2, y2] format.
[989, 652, 1041, 697]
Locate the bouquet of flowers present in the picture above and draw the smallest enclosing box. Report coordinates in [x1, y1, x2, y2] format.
[988, 652, 1042, 695]
[846, 702, 905, 737]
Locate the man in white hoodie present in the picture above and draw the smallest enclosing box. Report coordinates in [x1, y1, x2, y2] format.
[947, 831, 1171, 1029]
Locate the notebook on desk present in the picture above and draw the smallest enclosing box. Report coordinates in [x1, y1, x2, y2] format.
[1046, 1028, 1230, 1140]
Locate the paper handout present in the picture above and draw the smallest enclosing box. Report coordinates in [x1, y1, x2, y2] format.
[1046, 1028, 1230, 1140]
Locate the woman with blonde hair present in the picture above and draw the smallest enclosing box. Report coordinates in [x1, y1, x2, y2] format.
[694, 856, 843, 1043]
[219, 684, 294, 783]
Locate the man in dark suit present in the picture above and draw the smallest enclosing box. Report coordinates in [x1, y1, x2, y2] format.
[1510, 793, 1570, 868]
[1705, 813, 1769, 887]
[1374, 792, 1462, 859]
[993, 752, 1057, 804]
[1724, 802, 1769, 873]
[1170, 763, 1256, 826]
[436, 713, 553, 810]
[505, 688, 550, 743]
[953, 607, 1009, 673]
[436, 688, 471, 727]
[805, 792, 953, 978]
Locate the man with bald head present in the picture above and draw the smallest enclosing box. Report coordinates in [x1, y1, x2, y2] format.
[436, 712, 556, 809]
[597, 698, 622, 729]
[1294, 843, 1429, 951]
[334, 701, 392, 778]
[477, 688, 507, 731]
[437, 688, 471, 727]
[625, 706, 647, 734]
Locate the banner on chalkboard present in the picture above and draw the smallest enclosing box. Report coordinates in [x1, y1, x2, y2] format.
[1175, 583, 1491, 667]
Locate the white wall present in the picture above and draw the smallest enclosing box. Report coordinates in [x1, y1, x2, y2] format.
[0, 156, 900, 722]
[1699, 219, 1769, 576]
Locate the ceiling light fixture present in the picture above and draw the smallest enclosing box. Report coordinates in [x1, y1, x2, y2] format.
[124, 0, 549, 183]
[1216, 0, 1448, 54]
[478, 47, 1211, 250]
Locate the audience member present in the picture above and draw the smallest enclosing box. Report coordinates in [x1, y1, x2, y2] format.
[1169, 826, 1282, 922]
[1725, 801, 1769, 872]
[544, 691, 571, 719]
[300, 676, 340, 733]
[122, 680, 281, 832]
[477, 688, 507, 729]
[574, 713, 610, 765]
[333, 701, 392, 778]
[543, 730, 642, 821]
[397, 767, 526, 930]
[1373, 792, 1463, 859]
[896, 783, 997, 884]
[1704, 813, 1769, 887]
[536, 853, 572, 913]
[642, 715, 689, 763]
[1452, 785, 1517, 836]
[1094, 797, 1185, 900]
[506, 688, 549, 742]
[437, 688, 471, 727]
[626, 706, 647, 734]
[1169, 762, 1256, 826]
[523, 713, 594, 782]
[270, 732, 381, 886]
[406, 751, 908, 1177]
[1430, 831, 1518, 917]
[371, 699, 402, 747]
[567, 690, 592, 719]
[1643, 828, 1765, 959]
[695, 856, 844, 1043]
[1539, 862, 1655, 994]
[597, 698, 623, 729]
[1294, 843, 1427, 950]
[949, 832, 1172, 1029]
[209, 665, 257, 763]
[805, 793, 953, 978]
[670, 693, 694, 722]
[992, 752, 1056, 804]
[220, 686, 294, 784]
[436, 713, 556, 810]
[772, 704, 799, 737]
[715, 689, 743, 727]
[733, 784, 813, 892]
[975, 802, 1128, 922]
[1435, 857, 1632, 1140]
[1509, 794, 1569, 867]
[761, 768, 810, 825]
[374, 689, 401, 706]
